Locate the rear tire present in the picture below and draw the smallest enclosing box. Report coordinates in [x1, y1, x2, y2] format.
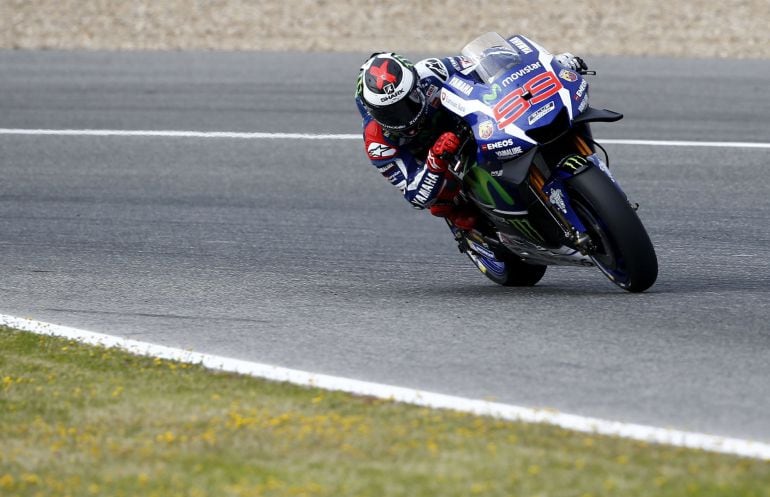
[566, 166, 658, 292]
[465, 245, 547, 286]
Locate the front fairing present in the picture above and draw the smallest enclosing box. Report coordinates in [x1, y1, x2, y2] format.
[440, 33, 590, 170]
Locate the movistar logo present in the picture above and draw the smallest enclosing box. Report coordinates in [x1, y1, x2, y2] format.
[482, 84, 502, 104]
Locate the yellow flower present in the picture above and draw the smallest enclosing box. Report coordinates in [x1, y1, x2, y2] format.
[426, 440, 439, 455]
[201, 430, 217, 445]
[156, 431, 176, 444]
[0, 474, 15, 489]
[22, 473, 41, 485]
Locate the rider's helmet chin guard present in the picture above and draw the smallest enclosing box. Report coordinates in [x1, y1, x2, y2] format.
[360, 53, 429, 136]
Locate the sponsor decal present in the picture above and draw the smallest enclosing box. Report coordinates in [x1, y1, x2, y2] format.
[510, 36, 533, 55]
[478, 120, 494, 140]
[465, 167, 516, 208]
[386, 170, 402, 186]
[593, 156, 616, 182]
[440, 89, 468, 115]
[560, 156, 587, 172]
[450, 56, 475, 71]
[482, 138, 514, 151]
[425, 84, 441, 108]
[549, 187, 567, 214]
[355, 72, 364, 97]
[367, 142, 397, 159]
[424, 58, 448, 81]
[574, 79, 588, 100]
[414, 171, 441, 205]
[507, 218, 545, 243]
[528, 101, 556, 125]
[390, 53, 414, 68]
[490, 169, 503, 177]
[495, 146, 524, 159]
[577, 96, 589, 113]
[481, 83, 502, 104]
[379, 162, 406, 187]
[468, 240, 497, 260]
[501, 62, 542, 87]
[558, 69, 578, 82]
[379, 86, 405, 102]
[378, 158, 407, 188]
[458, 56, 475, 69]
[449, 76, 473, 96]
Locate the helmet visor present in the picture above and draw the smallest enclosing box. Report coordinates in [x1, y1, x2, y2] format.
[368, 88, 426, 131]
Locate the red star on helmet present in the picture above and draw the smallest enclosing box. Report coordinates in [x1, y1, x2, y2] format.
[369, 60, 398, 90]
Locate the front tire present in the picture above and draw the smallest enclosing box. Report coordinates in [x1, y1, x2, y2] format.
[566, 166, 658, 292]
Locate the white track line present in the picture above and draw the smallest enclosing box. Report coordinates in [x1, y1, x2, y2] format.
[2, 313, 769, 461]
[0, 128, 357, 140]
[600, 138, 770, 149]
[1, 128, 770, 149]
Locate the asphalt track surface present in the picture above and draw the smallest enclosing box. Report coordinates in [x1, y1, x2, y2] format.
[1, 51, 769, 443]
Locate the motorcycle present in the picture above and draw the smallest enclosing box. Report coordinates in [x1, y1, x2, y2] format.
[441, 32, 657, 292]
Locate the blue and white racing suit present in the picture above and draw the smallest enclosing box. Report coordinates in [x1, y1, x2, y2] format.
[355, 56, 471, 210]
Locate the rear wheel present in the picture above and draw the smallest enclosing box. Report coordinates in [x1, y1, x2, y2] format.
[462, 235, 547, 286]
[566, 167, 658, 292]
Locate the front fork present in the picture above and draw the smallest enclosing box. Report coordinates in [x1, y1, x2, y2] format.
[529, 140, 619, 255]
[530, 164, 592, 253]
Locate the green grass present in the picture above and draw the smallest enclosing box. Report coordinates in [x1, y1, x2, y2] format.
[1, 326, 769, 497]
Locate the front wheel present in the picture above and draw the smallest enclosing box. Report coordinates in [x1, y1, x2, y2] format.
[566, 166, 658, 292]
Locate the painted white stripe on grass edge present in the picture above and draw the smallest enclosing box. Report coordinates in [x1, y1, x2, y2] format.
[1, 128, 770, 149]
[2, 314, 769, 461]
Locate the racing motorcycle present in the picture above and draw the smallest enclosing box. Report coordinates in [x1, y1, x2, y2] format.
[442, 32, 657, 292]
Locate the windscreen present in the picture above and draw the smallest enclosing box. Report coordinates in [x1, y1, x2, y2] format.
[460, 32, 523, 84]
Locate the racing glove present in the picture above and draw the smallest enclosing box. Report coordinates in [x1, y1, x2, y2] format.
[426, 131, 461, 173]
[555, 52, 588, 73]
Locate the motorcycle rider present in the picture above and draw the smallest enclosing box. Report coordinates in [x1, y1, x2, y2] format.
[354, 35, 587, 231]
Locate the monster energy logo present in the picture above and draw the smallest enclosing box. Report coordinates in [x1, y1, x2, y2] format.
[482, 83, 502, 104]
[391, 53, 414, 68]
[508, 218, 545, 243]
[560, 155, 588, 172]
[355, 72, 363, 97]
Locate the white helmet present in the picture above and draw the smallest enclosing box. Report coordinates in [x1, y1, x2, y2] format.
[359, 53, 428, 134]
